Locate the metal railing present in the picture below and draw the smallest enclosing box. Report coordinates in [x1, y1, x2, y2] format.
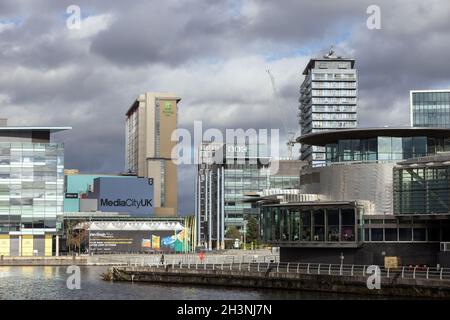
[122, 261, 450, 282]
[97, 254, 279, 266]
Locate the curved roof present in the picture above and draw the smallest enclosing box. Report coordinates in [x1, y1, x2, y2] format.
[297, 127, 450, 146]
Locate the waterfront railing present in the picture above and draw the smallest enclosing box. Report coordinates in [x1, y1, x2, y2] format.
[119, 261, 450, 282]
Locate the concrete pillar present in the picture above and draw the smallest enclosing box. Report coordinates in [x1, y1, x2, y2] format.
[208, 170, 212, 251]
[221, 166, 225, 250]
[56, 235, 59, 257]
[216, 168, 220, 250]
[205, 172, 208, 250]
[18, 235, 22, 257]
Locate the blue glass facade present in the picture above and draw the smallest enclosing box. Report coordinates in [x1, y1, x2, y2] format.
[325, 136, 450, 164]
[411, 91, 450, 127]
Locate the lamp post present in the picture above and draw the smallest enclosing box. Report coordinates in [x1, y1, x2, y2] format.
[243, 220, 248, 251]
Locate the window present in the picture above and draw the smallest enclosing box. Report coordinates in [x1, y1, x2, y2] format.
[327, 209, 339, 242]
[399, 228, 412, 241]
[413, 228, 426, 241]
[371, 228, 383, 241]
[341, 209, 355, 241]
[300, 210, 311, 241]
[313, 210, 325, 241]
[385, 228, 398, 241]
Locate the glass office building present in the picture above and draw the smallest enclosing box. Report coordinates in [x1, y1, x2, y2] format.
[196, 142, 301, 250]
[410, 90, 450, 127]
[260, 202, 362, 244]
[299, 49, 358, 165]
[296, 127, 450, 165]
[0, 125, 70, 256]
[394, 154, 450, 215]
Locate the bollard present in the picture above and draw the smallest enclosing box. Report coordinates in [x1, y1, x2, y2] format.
[413, 266, 417, 279]
[426, 267, 429, 280]
[328, 264, 331, 275]
[387, 267, 390, 278]
[277, 262, 279, 273]
[351, 265, 354, 277]
[307, 263, 310, 274]
[402, 266, 405, 278]
[318, 264, 321, 275]
[297, 263, 300, 274]
[257, 262, 260, 272]
[440, 268, 444, 280]
[287, 263, 290, 273]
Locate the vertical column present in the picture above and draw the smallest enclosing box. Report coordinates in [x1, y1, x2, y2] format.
[56, 235, 59, 257]
[216, 168, 220, 250]
[19, 235, 22, 257]
[194, 172, 198, 247]
[197, 173, 202, 247]
[205, 172, 209, 250]
[208, 170, 212, 251]
[221, 166, 225, 249]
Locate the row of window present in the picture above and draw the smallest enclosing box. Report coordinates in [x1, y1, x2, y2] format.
[312, 73, 356, 80]
[311, 113, 357, 121]
[312, 90, 356, 97]
[261, 207, 358, 242]
[311, 82, 356, 89]
[310, 97, 357, 104]
[412, 92, 450, 104]
[310, 105, 357, 113]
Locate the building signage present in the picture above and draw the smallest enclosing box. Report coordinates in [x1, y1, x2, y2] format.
[65, 193, 79, 199]
[100, 198, 152, 209]
[162, 101, 174, 116]
[88, 230, 186, 253]
[92, 177, 154, 216]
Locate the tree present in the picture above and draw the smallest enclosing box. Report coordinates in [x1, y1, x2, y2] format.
[225, 226, 241, 249]
[245, 216, 259, 244]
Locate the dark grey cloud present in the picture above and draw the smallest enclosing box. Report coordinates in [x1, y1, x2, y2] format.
[1, 0, 450, 215]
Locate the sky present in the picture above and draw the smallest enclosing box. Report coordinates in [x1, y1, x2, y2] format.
[1, 0, 450, 215]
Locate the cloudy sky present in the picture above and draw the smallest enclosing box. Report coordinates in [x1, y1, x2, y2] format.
[1, 0, 450, 215]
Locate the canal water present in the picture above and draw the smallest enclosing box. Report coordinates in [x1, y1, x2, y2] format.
[0, 266, 384, 300]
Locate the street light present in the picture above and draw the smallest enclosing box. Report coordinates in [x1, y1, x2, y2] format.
[243, 220, 248, 250]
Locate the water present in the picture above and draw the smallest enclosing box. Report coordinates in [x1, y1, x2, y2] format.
[0, 266, 381, 300]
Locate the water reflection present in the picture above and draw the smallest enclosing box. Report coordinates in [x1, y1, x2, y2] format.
[0, 266, 388, 300]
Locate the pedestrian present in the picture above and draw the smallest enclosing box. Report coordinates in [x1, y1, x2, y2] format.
[160, 253, 165, 265]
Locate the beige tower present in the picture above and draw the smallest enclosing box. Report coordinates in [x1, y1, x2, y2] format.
[125, 92, 180, 216]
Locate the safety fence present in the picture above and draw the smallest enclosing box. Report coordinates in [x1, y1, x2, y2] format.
[122, 261, 450, 282]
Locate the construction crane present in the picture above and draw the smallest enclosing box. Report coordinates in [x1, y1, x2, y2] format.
[266, 69, 298, 159]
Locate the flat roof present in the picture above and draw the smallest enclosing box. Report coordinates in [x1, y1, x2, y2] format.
[297, 127, 450, 146]
[302, 57, 355, 75]
[0, 127, 72, 133]
[263, 200, 357, 207]
[396, 152, 450, 166]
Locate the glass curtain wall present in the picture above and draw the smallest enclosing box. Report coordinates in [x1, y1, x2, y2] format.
[325, 136, 450, 164]
[0, 143, 64, 233]
[394, 166, 450, 214]
[261, 206, 358, 243]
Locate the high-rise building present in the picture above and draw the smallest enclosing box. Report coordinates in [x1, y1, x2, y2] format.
[410, 90, 450, 127]
[0, 119, 71, 256]
[299, 49, 358, 165]
[195, 141, 301, 249]
[125, 92, 181, 217]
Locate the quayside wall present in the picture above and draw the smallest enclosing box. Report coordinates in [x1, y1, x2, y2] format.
[105, 265, 450, 299]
